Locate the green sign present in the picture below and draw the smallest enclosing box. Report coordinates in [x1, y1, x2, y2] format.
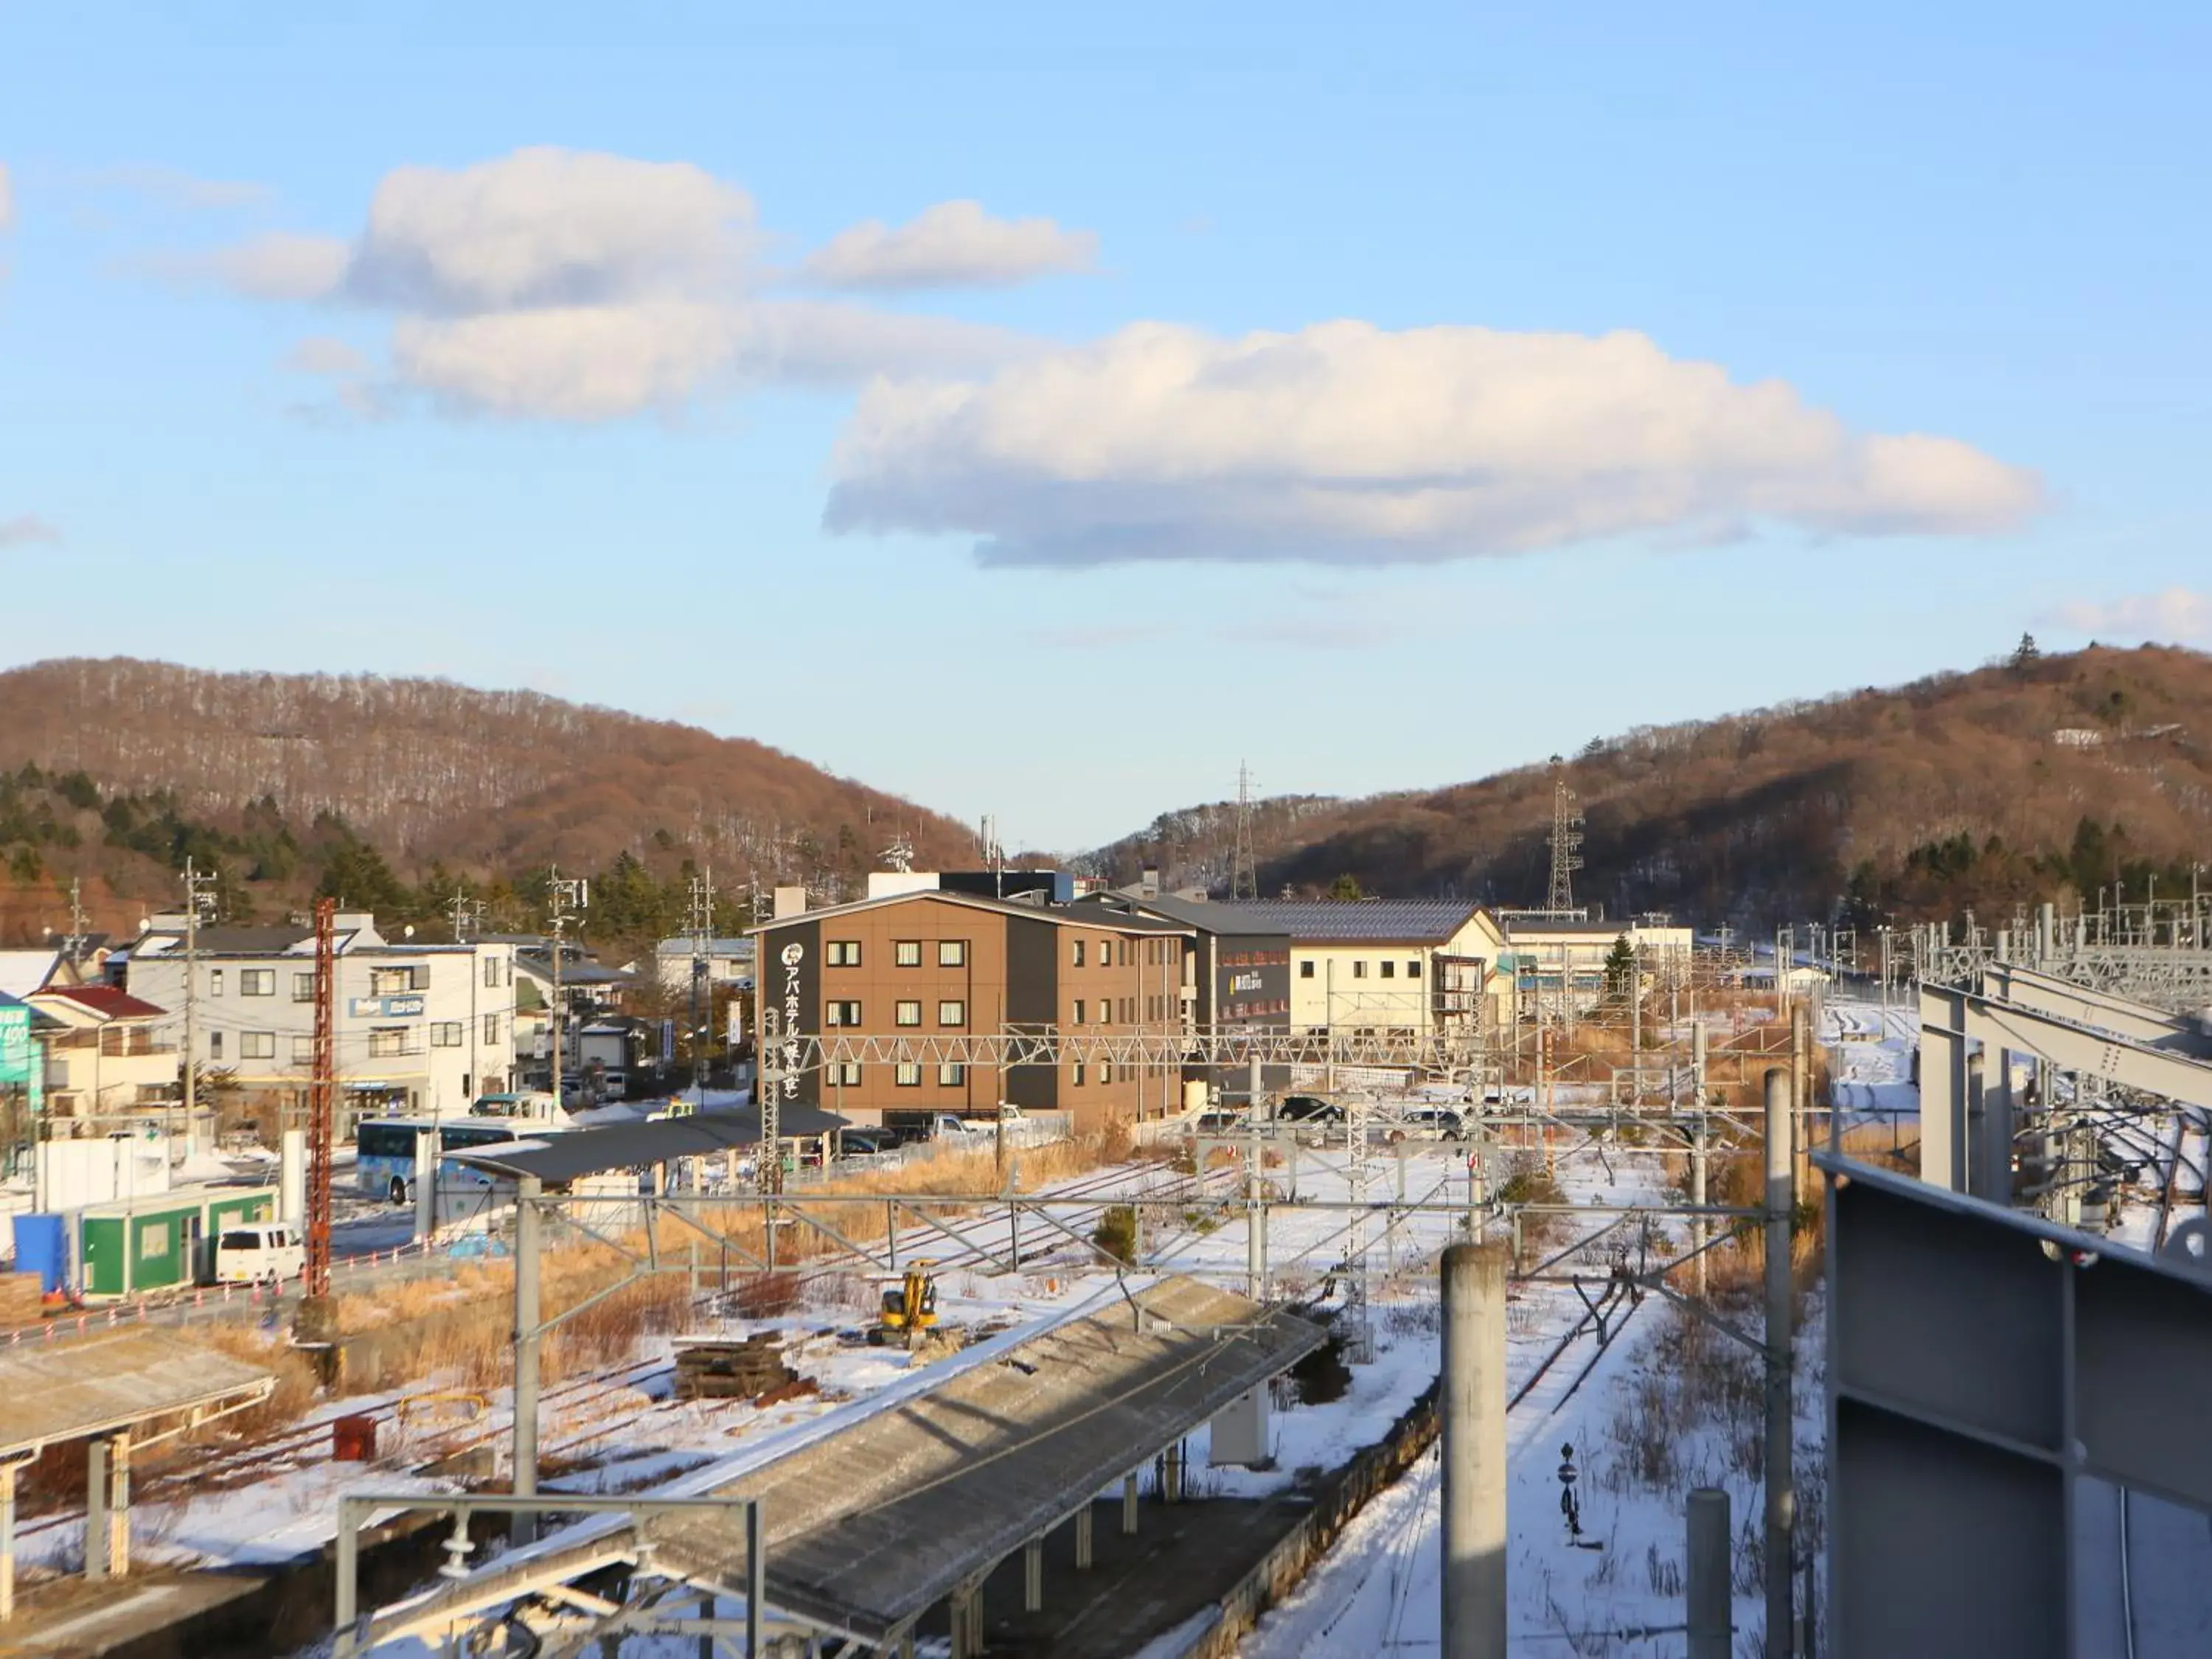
[0, 1001, 40, 1114]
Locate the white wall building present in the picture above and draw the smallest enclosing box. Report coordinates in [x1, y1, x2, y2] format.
[125, 912, 518, 1127]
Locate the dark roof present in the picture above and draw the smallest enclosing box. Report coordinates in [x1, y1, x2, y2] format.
[1130, 897, 1491, 944]
[448, 1105, 851, 1183]
[140, 924, 313, 955]
[748, 888, 1192, 936]
[1084, 893, 1290, 939]
[36, 984, 167, 1020]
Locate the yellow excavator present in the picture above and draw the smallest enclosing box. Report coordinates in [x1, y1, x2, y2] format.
[874, 1261, 940, 1348]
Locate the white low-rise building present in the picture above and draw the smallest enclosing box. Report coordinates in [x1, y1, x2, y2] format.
[125, 912, 518, 1128]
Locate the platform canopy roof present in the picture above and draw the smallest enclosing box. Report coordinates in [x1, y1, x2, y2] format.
[647, 1274, 1322, 1640]
[447, 1105, 849, 1185]
[0, 1328, 276, 1460]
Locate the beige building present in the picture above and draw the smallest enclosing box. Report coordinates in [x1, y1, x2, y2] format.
[29, 984, 178, 1124]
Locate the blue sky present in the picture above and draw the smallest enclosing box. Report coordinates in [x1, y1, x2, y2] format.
[3, 2, 2208, 850]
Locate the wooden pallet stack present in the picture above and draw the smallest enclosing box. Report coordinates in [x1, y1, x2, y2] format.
[0, 1271, 45, 1328]
[673, 1333, 796, 1401]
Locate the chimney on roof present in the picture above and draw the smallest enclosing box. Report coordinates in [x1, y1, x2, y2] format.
[773, 886, 808, 920]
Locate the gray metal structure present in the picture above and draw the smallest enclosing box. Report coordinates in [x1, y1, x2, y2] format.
[1823, 1154, 2212, 1659]
[1916, 979, 2212, 1200]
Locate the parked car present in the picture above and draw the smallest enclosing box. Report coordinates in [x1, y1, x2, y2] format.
[1385, 1107, 1467, 1144]
[1189, 1110, 1248, 1136]
[838, 1128, 897, 1158]
[213, 1222, 304, 1285]
[1275, 1094, 1339, 1123]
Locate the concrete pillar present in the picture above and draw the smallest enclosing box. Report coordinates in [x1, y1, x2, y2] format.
[512, 1174, 543, 1545]
[109, 1433, 129, 1578]
[1686, 1486, 1731, 1659]
[1440, 1242, 1506, 1659]
[1691, 1117, 1709, 1300]
[1074, 1505, 1093, 1570]
[1, 1458, 15, 1621]
[1023, 1538, 1042, 1612]
[1122, 1473, 1138, 1535]
[86, 1439, 110, 1581]
[413, 1129, 436, 1242]
[1164, 1441, 1183, 1504]
[1762, 1068, 1796, 1659]
[279, 1127, 306, 1225]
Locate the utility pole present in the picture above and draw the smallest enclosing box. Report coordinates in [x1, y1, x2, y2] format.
[448, 890, 483, 1113]
[63, 877, 86, 971]
[296, 899, 338, 1359]
[545, 871, 587, 1116]
[1763, 1067, 1797, 1659]
[687, 866, 716, 1099]
[178, 861, 217, 1147]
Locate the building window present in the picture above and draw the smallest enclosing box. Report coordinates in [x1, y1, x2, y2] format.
[484, 956, 501, 988]
[1071, 999, 1085, 1026]
[1099, 1060, 1114, 1084]
[209, 969, 224, 996]
[240, 969, 274, 997]
[1097, 1000, 1111, 1026]
[372, 966, 425, 995]
[938, 940, 967, 967]
[431, 1022, 464, 1048]
[895, 1001, 922, 1027]
[1121, 998, 1134, 1023]
[292, 1035, 316, 1062]
[826, 1001, 863, 1027]
[827, 941, 862, 967]
[140, 1222, 171, 1259]
[832, 1061, 862, 1087]
[1408, 959, 1423, 978]
[483, 1012, 502, 1046]
[1380, 961, 1395, 978]
[938, 1000, 966, 1027]
[1071, 939, 1085, 967]
[208, 1030, 224, 1059]
[293, 972, 316, 1002]
[1299, 959, 1315, 979]
[369, 1027, 412, 1058]
[1353, 961, 1368, 979]
[895, 940, 922, 967]
[1071, 1062, 1085, 1087]
[240, 1031, 276, 1060]
[938, 1062, 966, 1086]
[896, 1062, 922, 1087]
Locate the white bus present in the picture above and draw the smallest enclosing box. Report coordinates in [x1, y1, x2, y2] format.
[354, 1116, 557, 1204]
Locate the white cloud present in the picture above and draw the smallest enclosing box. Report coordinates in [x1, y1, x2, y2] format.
[804, 200, 1096, 289]
[2048, 588, 2212, 644]
[0, 515, 61, 548]
[390, 299, 1029, 421]
[824, 320, 2045, 566]
[188, 147, 1039, 420]
[347, 146, 754, 312]
[88, 164, 270, 211]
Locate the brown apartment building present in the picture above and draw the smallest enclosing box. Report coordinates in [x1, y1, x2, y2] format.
[748, 891, 1193, 1130]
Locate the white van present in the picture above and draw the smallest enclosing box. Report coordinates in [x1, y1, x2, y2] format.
[213, 1222, 305, 1285]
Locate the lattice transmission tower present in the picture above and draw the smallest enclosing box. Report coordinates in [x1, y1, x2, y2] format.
[1230, 762, 1259, 901]
[1546, 777, 1585, 914]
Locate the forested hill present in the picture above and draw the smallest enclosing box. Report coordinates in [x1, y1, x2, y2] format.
[0, 658, 975, 943]
[1086, 644, 2212, 929]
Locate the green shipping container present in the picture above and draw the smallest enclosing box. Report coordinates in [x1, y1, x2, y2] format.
[78, 1197, 208, 1298]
